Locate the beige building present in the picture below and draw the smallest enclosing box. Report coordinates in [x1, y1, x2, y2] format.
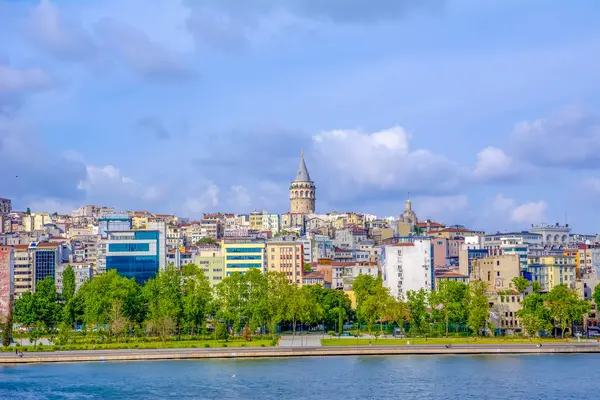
[470, 254, 521, 292]
[289, 151, 315, 214]
[192, 245, 225, 288]
[266, 239, 304, 285]
[13, 244, 32, 296]
[470, 254, 523, 335]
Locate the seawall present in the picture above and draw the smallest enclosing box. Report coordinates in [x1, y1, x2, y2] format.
[2, 344, 600, 364]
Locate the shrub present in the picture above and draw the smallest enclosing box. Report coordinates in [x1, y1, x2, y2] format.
[223, 344, 228, 348]
[327, 331, 336, 337]
[204, 344, 210, 348]
[215, 324, 229, 341]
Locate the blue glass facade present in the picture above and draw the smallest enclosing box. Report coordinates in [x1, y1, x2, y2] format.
[226, 255, 262, 260]
[106, 231, 160, 285]
[226, 248, 263, 253]
[34, 249, 56, 283]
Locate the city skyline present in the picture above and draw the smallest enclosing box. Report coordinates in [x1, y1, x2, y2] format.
[1, 1, 600, 232]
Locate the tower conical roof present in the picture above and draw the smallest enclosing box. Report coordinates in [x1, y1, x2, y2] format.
[294, 150, 312, 182]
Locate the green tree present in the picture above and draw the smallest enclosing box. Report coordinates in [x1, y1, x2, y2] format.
[466, 281, 490, 336]
[144, 266, 183, 340]
[28, 321, 45, 347]
[196, 238, 220, 247]
[181, 264, 213, 335]
[511, 276, 530, 294]
[215, 323, 229, 341]
[406, 289, 428, 335]
[76, 270, 143, 327]
[429, 280, 468, 336]
[546, 284, 590, 338]
[593, 284, 600, 309]
[34, 277, 61, 328]
[287, 284, 305, 334]
[266, 272, 291, 336]
[216, 272, 248, 335]
[244, 268, 269, 333]
[517, 291, 551, 337]
[62, 265, 76, 302]
[386, 296, 408, 332]
[14, 291, 37, 326]
[57, 322, 72, 346]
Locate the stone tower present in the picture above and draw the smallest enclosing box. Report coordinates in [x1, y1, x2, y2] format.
[290, 151, 316, 214]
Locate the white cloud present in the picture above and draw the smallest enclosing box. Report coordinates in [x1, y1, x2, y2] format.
[78, 164, 161, 205]
[413, 195, 469, 223]
[183, 183, 220, 215]
[229, 185, 252, 208]
[510, 106, 600, 168]
[472, 146, 520, 182]
[312, 126, 464, 198]
[491, 194, 547, 225]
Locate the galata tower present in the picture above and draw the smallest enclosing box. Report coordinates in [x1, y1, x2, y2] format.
[289, 151, 316, 214]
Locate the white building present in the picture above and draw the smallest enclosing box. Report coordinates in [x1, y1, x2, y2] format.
[331, 262, 378, 291]
[55, 263, 93, 293]
[381, 239, 434, 300]
[530, 223, 571, 246]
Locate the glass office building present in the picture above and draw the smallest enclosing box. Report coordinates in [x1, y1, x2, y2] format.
[29, 242, 60, 288]
[105, 228, 165, 284]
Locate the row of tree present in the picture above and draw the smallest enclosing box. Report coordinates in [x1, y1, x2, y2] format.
[6, 265, 598, 342]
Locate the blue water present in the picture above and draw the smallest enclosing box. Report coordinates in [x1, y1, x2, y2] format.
[0, 355, 594, 399]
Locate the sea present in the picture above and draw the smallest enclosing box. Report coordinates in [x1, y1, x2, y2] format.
[0, 355, 594, 399]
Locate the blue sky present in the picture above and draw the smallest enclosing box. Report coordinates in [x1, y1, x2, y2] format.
[1, 0, 600, 232]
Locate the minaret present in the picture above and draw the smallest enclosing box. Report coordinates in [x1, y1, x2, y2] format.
[290, 150, 316, 214]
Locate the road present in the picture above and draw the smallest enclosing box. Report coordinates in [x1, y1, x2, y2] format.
[2, 341, 600, 364]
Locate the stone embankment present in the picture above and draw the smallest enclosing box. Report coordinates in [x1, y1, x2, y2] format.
[2, 343, 600, 364]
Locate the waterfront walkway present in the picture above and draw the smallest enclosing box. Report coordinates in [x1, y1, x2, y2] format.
[2, 342, 600, 364]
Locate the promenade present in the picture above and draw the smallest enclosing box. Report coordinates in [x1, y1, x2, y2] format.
[2, 340, 600, 364]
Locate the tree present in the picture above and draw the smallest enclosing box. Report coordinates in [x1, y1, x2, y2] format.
[57, 322, 71, 346]
[196, 238, 220, 247]
[34, 277, 61, 328]
[62, 265, 76, 302]
[216, 272, 248, 335]
[593, 284, 600, 309]
[304, 263, 312, 273]
[428, 280, 468, 336]
[244, 268, 269, 333]
[466, 281, 490, 336]
[406, 289, 428, 335]
[108, 301, 128, 338]
[76, 270, 143, 327]
[14, 291, 37, 326]
[512, 276, 530, 294]
[546, 284, 590, 338]
[29, 321, 45, 347]
[517, 292, 551, 337]
[26, 207, 31, 215]
[181, 264, 213, 335]
[144, 266, 183, 340]
[287, 285, 305, 334]
[2, 295, 13, 347]
[266, 272, 291, 336]
[386, 296, 408, 333]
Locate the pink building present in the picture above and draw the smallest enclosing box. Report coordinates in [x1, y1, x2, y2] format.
[0, 246, 14, 322]
[432, 238, 464, 267]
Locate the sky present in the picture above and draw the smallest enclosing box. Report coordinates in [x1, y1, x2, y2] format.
[1, 0, 600, 233]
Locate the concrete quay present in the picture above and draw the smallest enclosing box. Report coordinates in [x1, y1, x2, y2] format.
[2, 343, 600, 364]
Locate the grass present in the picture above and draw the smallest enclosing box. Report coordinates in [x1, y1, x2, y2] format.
[321, 337, 582, 346]
[1, 339, 274, 352]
